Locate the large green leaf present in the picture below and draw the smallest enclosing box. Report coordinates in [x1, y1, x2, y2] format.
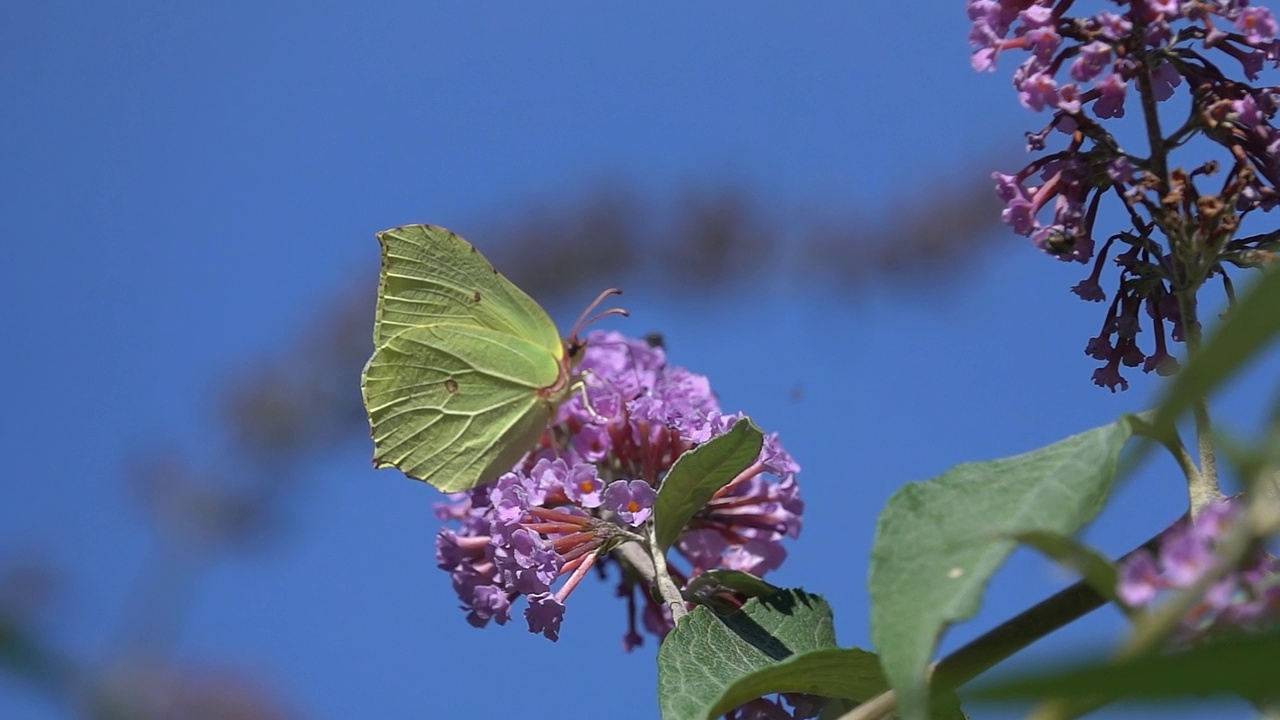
[1153, 267, 1280, 433]
[653, 418, 763, 552]
[869, 415, 1139, 720]
[656, 589, 965, 720]
[971, 627, 1280, 704]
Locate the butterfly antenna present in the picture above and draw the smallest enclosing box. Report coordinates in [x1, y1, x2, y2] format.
[567, 288, 628, 354]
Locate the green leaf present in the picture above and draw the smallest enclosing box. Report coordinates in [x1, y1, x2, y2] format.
[971, 627, 1280, 704]
[685, 569, 781, 601]
[657, 589, 964, 720]
[1009, 530, 1122, 606]
[1153, 267, 1280, 434]
[654, 418, 763, 552]
[869, 415, 1139, 720]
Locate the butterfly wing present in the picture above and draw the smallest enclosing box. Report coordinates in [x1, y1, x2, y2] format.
[372, 224, 563, 360]
[362, 323, 565, 492]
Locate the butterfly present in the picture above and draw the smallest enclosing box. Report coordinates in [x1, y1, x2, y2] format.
[360, 224, 623, 492]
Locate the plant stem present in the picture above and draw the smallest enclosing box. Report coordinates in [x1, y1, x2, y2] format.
[1134, 41, 1169, 192]
[1132, 6, 1220, 512]
[645, 522, 688, 623]
[1176, 287, 1222, 513]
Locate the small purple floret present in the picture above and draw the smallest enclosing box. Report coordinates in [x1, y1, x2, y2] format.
[603, 480, 657, 526]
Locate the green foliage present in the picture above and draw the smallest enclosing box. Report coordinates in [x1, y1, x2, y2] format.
[869, 415, 1139, 720]
[656, 589, 965, 720]
[1154, 267, 1280, 433]
[653, 418, 763, 552]
[685, 569, 781, 602]
[971, 626, 1280, 705]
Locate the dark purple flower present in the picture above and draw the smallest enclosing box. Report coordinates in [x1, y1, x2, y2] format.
[1107, 157, 1133, 183]
[1091, 359, 1129, 392]
[525, 592, 565, 641]
[1094, 74, 1127, 118]
[1072, 276, 1106, 302]
[1150, 61, 1182, 102]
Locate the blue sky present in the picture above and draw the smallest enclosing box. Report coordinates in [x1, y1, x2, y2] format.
[2, 3, 1277, 719]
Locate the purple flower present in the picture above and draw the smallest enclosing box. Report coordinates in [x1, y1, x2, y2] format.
[1106, 157, 1133, 183]
[1118, 550, 1162, 606]
[723, 540, 787, 576]
[1001, 196, 1040, 235]
[1160, 531, 1214, 586]
[1232, 94, 1263, 128]
[1094, 74, 1127, 118]
[1115, 499, 1280, 638]
[570, 423, 612, 463]
[524, 457, 568, 506]
[1238, 7, 1279, 45]
[761, 432, 801, 479]
[679, 529, 730, 572]
[467, 584, 513, 627]
[1071, 276, 1106, 302]
[563, 462, 605, 508]
[972, 46, 1000, 72]
[1148, 0, 1179, 21]
[428, 331, 803, 644]
[1071, 41, 1112, 83]
[1084, 332, 1112, 361]
[1150, 61, 1182, 102]
[492, 528, 560, 594]
[487, 473, 528, 532]
[603, 480, 657, 526]
[993, 172, 1027, 202]
[525, 592, 565, 641]
[1018, 71, 1060, 112]
[1091, 358, 1129, 392]
[1095, 11, 1132, 41]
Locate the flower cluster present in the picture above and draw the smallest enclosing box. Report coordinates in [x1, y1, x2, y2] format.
[970, 0, 1280, 390]
[434, 331, 803, 647]
[1117, 499, 1280, 639]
